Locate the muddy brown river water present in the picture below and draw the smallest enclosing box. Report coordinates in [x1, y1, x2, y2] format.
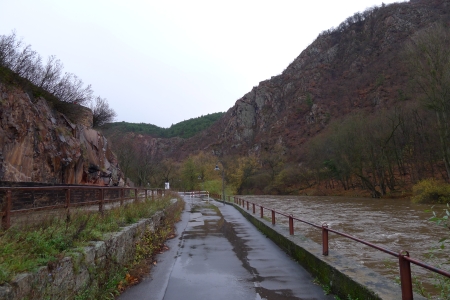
[239, 195, 450, 294]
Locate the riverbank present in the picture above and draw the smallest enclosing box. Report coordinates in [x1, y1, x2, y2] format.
[298, 185, 412, 199]
[237, 194, 449, 298]
[298, 178, 450, 205]
[227, 198, 424, 300]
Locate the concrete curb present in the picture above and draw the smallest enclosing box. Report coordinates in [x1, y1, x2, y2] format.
[222, 200, 426, 300]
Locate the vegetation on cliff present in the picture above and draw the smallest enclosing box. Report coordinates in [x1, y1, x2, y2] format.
[0, 31, 116, 125]
[2, 1, 450, 201]
[105, 1, 450, 201]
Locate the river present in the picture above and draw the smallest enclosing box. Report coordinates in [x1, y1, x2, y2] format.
[238, 195, 449, 295]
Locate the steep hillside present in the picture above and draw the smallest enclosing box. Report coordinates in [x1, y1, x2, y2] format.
[109, 0, 450, 195]
[0, 69, 123, 185]
[168, 0, 450, 159]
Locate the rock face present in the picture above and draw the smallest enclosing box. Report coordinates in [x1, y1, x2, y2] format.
[0, 83, 122, 185]
[163, 0, 450, 160]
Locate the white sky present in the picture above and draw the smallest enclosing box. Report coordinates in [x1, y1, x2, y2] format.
[0, 0, 405, 128]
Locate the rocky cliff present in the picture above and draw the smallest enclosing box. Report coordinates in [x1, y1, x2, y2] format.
[164, 0, 450, 161]
[5, 0, 448, 182]
[0, 82, 122, 185]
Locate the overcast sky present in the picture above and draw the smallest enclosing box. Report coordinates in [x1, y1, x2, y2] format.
[1, 0, 405, 128]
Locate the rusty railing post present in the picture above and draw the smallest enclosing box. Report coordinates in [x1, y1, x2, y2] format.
[2, 189, 12, 230]
[152, 189, 154, 200]
[135, 188, 138, 202]
[260, 206, 263, 218]
[65, 188, 71, 221]
[289, 215, 294, 235]
[252, 203, 255, 214]
[322, 223, 329, 256]
[99, 188, 104, 213]
[271, 210, 275, 225]
[145, 189, 148, 200]
[399, 250, 413, 300]
[120, 188, 124, 206]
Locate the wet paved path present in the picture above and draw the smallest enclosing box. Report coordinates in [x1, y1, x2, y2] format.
[119, 196, 334, 300]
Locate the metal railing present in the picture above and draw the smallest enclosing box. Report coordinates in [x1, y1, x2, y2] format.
[183, 190, 210, 199]
[1, 186, 165, 230]
[214, 194, 450, 300]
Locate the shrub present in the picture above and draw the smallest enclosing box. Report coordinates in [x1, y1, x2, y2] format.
[411, 179, 450, 204]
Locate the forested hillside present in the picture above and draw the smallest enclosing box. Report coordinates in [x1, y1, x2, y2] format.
[100, 112, 224, 139]
[108, 0, 450, 200]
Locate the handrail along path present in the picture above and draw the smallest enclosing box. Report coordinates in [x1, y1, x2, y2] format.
[1, 186, 165, 229]
[208, 193, 450, 300]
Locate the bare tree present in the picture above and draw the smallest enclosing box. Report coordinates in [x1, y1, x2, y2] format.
[52, 72, 93, 105]
[405, 23, 450, 180]
[0, 31, 21, 68]
[134, 143, 157, 187]
[10, 44, 42, 81]
[38, 55, 63, 91]
[91, 96, 117, 127]
[0, 31, 95, 106]
[110, 134, 135, 185]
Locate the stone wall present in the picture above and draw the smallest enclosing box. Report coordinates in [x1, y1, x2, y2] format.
[0, 199, 179, 299]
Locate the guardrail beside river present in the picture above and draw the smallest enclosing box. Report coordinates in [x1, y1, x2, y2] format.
[1, 186, 165, 230]
[209, 193, 450, 300]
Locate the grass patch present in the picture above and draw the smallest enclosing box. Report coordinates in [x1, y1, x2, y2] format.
[0, 194, 178, 285]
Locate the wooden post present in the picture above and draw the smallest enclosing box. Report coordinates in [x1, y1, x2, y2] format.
[2, 189, 12, 230]
[65, 188, 71, 222]
[98, 188, 104, 213]
[271, 210, 275, 225]
[135, 188, 138, 202]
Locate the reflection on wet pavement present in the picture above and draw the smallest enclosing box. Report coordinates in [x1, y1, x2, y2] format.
[120, 197, 334, 300]
[165, 198, 333, 300]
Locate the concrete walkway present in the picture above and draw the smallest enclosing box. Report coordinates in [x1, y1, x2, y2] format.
[119, 196, 335, 300]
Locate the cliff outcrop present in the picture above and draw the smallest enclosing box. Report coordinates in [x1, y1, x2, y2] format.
[0, 82, 122, 185]
[168, 0, 450, 160]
